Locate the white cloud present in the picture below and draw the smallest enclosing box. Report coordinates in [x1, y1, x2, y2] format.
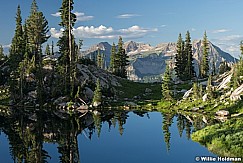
[118, 25, 158, 38]
[50, 25, 158, 39]
[50, 28, 64, 38]
[212, 29, 230, 34]
[73, 25, 114, 39]
[117, 14, 141, 19]
[217, 35, 243, 41]
[212, 34, 243, 58]
[51, 11, 94, 22]
[160, 25, 167, 28]
[51, 12, 61, 17]
[226, 45, 239, 53]
[191, 28, 196, 32]
[74, 12, 94, 21]
[2, 44, 11, 48]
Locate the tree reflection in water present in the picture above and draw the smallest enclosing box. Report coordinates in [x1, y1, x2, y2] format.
[0, 107, 213, 162]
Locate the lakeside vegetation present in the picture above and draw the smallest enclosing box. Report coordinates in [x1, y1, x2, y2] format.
[191, 118, 243, 158]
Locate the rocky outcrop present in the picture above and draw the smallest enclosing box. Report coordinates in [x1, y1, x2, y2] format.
[217, 72, 232, 90]
[216, 110, 230, 116]
[183, 88, 193, 99]
[230, 84, 243, 101]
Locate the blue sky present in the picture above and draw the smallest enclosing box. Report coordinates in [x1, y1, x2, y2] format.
[1, 0, 243, 57]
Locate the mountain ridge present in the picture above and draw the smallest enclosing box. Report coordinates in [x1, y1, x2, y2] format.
[81, 40, 237, 81]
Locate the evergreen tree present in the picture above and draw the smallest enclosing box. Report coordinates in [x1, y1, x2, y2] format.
[26, 0, 50, 104]
[200, 31, 209, 78]
[219, 61, 230, 74]
[96, 49, 102, 68]
[199, 84, 203, 99]
[184, 31, 194, 80]
[206, 75, 213, 100]
[175, 33, 184, 80]
[109, 42, 116, 73]
[45, 44, 50, 55]
[193, 82, 199, 99]
[92, 79, 102, 106]
[51, 41, 54, 55]
[212, 56, 216, 75]
[162, 63, 173, 100]
[117, 36, 128, 78]
[57, 0, 77, 97]
[0, 45, 4, 60]
[9, 5, 24, 102]
[9, 5, 24, 69]
[232, 65, 239, 89]
[231, 41, 243, 89]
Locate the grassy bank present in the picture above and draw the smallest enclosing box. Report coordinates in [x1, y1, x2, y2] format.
[115, 79, 162, 105]
[191, 118, 243, 158]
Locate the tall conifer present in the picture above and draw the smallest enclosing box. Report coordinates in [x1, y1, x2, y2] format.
[57, 0, 77, 97]
[26, 0, 50, 104]
[200, 31, 209, 78]
[110, 42, 116, 73]
[9, 5, 24, 67]
[175, 33, 184, 80]
[162, 63, 173, 100]
[184, 31, 194, 80]
[9, 5, 24, 102]
[117, 36, 128, 78]
[45, 44, 51, 55]
[0, 45, 4, 60]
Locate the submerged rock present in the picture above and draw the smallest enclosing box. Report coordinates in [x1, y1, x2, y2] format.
[145, 88, 152, 93]
[124, 101, 138, 107]
[93, 101, 101, 107]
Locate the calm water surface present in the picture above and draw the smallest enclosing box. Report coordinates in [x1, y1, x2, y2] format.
[0, 110, 219, 163]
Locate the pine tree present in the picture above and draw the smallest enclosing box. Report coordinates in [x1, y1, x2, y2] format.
[101, 53, 105, 69]
[45, 44, 51, 55]
[26, 0, 50, 104]
[231, 41, 243, 89]
[206, 75, 213, 100]
[212, 56, 216, 75]
[109, 42, 116, 73]
[0, 45, 4, 60]
[9, 5, 24, 69]
[199, 84, 203, 99]
[92, 79, 102, 106]
[219, 61, 230, 74]
[57, 0, 77, 97]
[9, 5, 24, 102]
[117, 36, 128, 78]
[96, 49, 102, 68]
[184, 31, 194, 80]
[162, 63, 173, 100]
[193, 82, 199, 99]
[175, 33, 184, 80]
[200, 31, 209, 78]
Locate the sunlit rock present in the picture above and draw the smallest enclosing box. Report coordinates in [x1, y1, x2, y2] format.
[230, 84, 243, 101]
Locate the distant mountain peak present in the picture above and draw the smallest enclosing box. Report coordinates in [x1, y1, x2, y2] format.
[81, 40, 237, 81]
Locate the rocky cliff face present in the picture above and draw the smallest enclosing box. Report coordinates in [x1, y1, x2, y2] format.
[81, 40, 237, 82]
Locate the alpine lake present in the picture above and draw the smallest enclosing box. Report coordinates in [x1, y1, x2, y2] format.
[0, 106, 222, 163]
